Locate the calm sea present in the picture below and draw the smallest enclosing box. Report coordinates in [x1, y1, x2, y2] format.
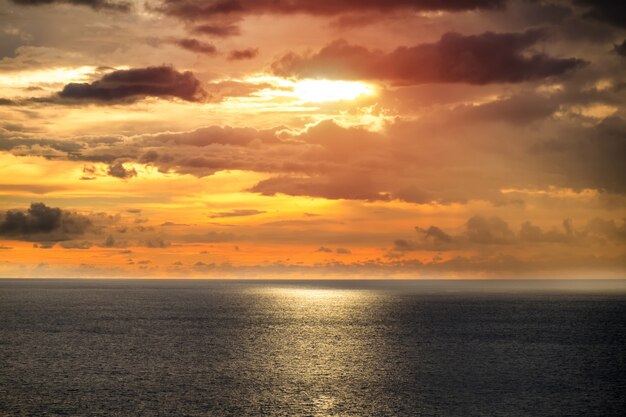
[1, 279, 625, 416]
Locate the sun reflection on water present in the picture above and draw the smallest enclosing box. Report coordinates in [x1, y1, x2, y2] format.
[245, 285, 389, 416]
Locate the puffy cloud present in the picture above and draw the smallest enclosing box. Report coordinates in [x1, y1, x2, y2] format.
[0, 203, 91, 241]
[107, 162, 137, 179]
[272, 31, 585, 85]
[519, 221, 572, 243]
[57, 66, 208, 103]
[466, 216, 515, 244]
[10, 0, 130, 12]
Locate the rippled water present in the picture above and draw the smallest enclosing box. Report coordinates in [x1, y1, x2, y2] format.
[1, 279, 625, 416]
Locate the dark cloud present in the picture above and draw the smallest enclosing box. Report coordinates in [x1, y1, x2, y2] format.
[209, 209, 266, 218]
[191, 24, 241, 37]
[57, 66, 208, 103]
[416, 225, 453, 244]
[530, 117, 626, 194]
[156, 0, 508, 40]
[615, 39, 626, 57]
[574, 0, 626, 29]
[0, 202, 91, 241]
[174, 38, 218, 55]
[158, 0, 506, 21]
[107, 162, 137, 179]
[272, 31, 586, 85]
[393, 226, 455, 252]
[10, 0, 130, 12]
[228, 48, 258, 60]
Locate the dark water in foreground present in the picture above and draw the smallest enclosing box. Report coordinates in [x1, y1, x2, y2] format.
[1, 280, 625, 416]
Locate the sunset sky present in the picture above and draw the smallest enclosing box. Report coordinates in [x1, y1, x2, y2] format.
[0, 0, 624, 278]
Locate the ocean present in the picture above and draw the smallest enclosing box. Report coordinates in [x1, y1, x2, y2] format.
[1, 279, 625, 416]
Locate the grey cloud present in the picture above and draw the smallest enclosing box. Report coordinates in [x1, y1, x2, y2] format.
[0, 202, 91, 241]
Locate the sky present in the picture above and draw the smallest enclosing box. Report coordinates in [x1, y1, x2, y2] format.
[0, 0, 624, 278]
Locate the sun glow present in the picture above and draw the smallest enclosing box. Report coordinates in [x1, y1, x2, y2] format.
[241, 75, 376, 103]
[292, 79, 376, 102]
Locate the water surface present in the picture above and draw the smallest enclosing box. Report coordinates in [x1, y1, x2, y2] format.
[1, 279, 625, 416]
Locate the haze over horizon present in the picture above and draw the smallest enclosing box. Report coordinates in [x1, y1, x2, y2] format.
[0, 0, 625, 278]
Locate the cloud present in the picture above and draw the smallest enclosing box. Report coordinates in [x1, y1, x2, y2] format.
[156, 0, 508, 39]
[174, 38, 218, 55]
[249, 175, 391, 201]
[530, 117, 626, 194]
[57, 66, 208, 103]
[316, 246, 333, 253]
[209, 209, 266, 218]
[272, 31, 586, 85]
[0, 202, 91, 241]
[59, 240, 93, 249]
[316, 246, 351, 254]
[615, 39, 626, 57]
[584, 218, 626, 242]
[466, 216, 516, 244]
[574, 0, 626, 28]
[3, 111, 624, 204]
[107, 162, 137, 179]
[191, 24, 241, 37]
[144, 237, 170, 248]
[10, 0, 130, 12]
[158, 0, 506, 21]
[228, 47, 258, 60]
[519, 221, 572, 243]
